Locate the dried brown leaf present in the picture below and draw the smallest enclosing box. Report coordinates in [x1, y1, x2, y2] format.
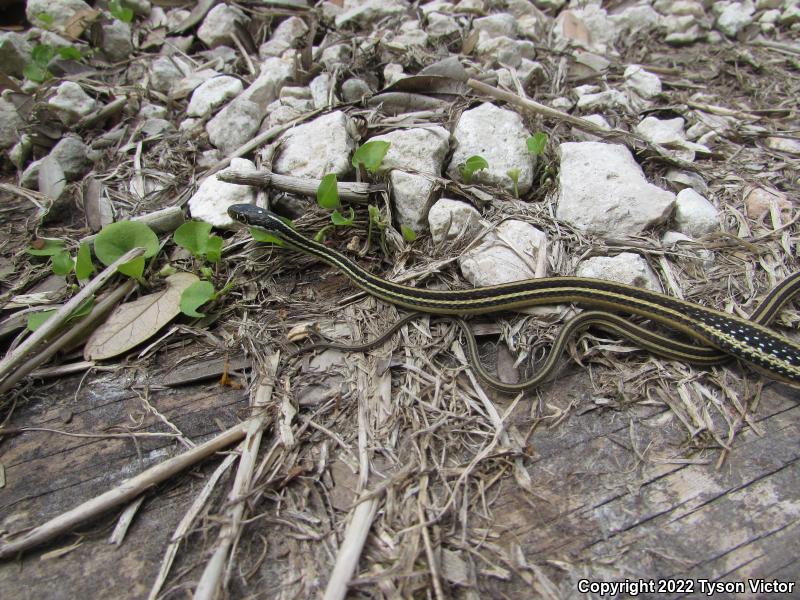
[84, 272, 199, 361]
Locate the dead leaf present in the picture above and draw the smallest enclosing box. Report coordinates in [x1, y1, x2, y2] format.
[560, 10, 591, 47]
[38, 156, 66, 202]
[84, 272, 199, 361]
[63, 8, 100, 40]
[83, 177, 114, 231]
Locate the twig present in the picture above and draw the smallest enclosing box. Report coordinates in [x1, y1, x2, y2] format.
[0, 247, 144, 386]
[193, 352, 280, 600]
[216, 169, 382, 203]
[0, 279, 136, 394]
[0, 420, 251, 560]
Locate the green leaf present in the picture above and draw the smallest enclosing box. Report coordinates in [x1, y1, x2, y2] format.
[31, 44, 56, 67]
[52, 250, 74, 276]
[173, 220, 213, 257]
[94, 221, 159, 279]
[75, 243, 94, 280]
[461, 155, 489, 184]
[351, 140, 391, 174]
[27, 238, 66, 256]
[250, 228, 284, 245]
[205, 235, 223, 262]
[313, 225, 333, 242]
[400, 225, 417, 242]
[109, 0, 134, 23]
[526, 132, 548, 156]
[27, 310, 56, 332]
[507, 168, 520, 198]
[36, 12, 54, 26]
[331, 207, 354, 226]
[317, 173, 340, 210]
[118, 255, 145, 280]
[57, 46, 83, 61]
[23, 63, 49, 82]
[180, 281, 215, 318]
[26, 297, 94, 331]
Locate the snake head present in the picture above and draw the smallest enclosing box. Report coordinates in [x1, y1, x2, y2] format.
[227, 204, 286, 232]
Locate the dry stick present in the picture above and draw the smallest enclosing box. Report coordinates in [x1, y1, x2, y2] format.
[0, 247, 144, 386]
[193, 352, 280, 600]
[0, 420, 250, 560]
[216, 169, 381, 203]
[0, 279, 136, 394]
[323, 362, 378, 600]
[148, 452, 239, 600]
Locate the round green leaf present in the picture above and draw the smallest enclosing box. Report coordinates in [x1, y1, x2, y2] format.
[31, 44, 56, 66]
[94, 221, 159, 276]
[75, 243, 95, 280]
[331, 207, 354, 226]
[23, 63, 49, 82]
[317, 173, 340, 209]
[27, 238, 65, 256]
[57, 46, 83, 61]
[351, 140, 391, 174]
[180, 280, 215, 318]
[206, 235, 223, 262]
[173, 220, 212, 257]
[27, 309, 56, 332]
[52, 250, 74, 275]
[462, 155, 489, 183]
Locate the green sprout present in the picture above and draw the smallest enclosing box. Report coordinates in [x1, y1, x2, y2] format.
[461, 155, 488, 184]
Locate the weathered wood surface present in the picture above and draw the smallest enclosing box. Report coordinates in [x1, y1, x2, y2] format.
[0, 368, 797, 598]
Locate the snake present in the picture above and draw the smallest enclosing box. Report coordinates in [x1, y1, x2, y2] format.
[228, 204, 800, 392]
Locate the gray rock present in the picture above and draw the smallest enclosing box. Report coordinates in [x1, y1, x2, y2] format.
[206, 99, 263, 154]
[273, 111, 355, 179]
[0, 32, 33, 78]
[0, 98, 24, 150]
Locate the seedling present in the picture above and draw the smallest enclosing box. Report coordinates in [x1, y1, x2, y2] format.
[507, 168, 520, 198]
[94, 220, 159, 281]
[351, 140, 390, 174]
[526, 132, 548, 156]
[316, 173, 355, 228]
[26, 296, 95, 331]
[400, 225, 417, 242]
[108, 0, 134, 23]
[173, 220, 223, 263]
[461, 155, 488, 184]
[24, 44, 86, 82]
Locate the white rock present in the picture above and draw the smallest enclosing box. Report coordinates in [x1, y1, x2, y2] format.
[765, 136, 800, 155]
[575, 252, 663, 292]
[148, 56, 192, 94]
[576, 89, 630, 112]
[0, 32, 32, 78]
[239, 57, 296, 109]
[48, 136, 94, 180]
[47, 81, 97, 125]
[198, 4, 248, 48]
[141, 118, 174, 137]
[427, 12, 460, 38]
[320, 44, 352, 71]
[780, 3, 800, 25]
[310, 73, 333, 108]
[428, 198, 482, 243]
[571, 114, 611, 142]
[170, 68, 220, 99]
[335, 0, 408, 26]
[385, 26, 429, 50]
[98, 18, 132, 62]
[26, 0, 92, 33]
[341, 78, 371, 102]
[273, 111, 355, 179]
[206, 99, 263, 154]
[472, 13, 517, 38]
[455, 0, 485, 12]
[371, 127, 450, 230]
[188, 158, 257, 227]
[0, 98, 23, 150]
[187, 76, 243, 117]
[460, 220, 547, 286]
[556, 142, 675, 237]
[656, 0, 706, 17]
[608, 3, 661, 32]
[383, 63, 405, 85]
[673, 188, 719, 237]
[259, 16, 308, 58]
[446, 103, 533, 195]
[635, 116, 685, 144]
[759, 9, 781, 23]
[624, 65, 662, 99]
[554, 5, 616, 54]
[716, 1, 755, 37]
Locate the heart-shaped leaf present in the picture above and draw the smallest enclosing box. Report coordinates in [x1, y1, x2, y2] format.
[180, 280, 216, 318]
[351, 140, 391, 174]
[94, 221, 159, 280]
[317, 173, 340, 209]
